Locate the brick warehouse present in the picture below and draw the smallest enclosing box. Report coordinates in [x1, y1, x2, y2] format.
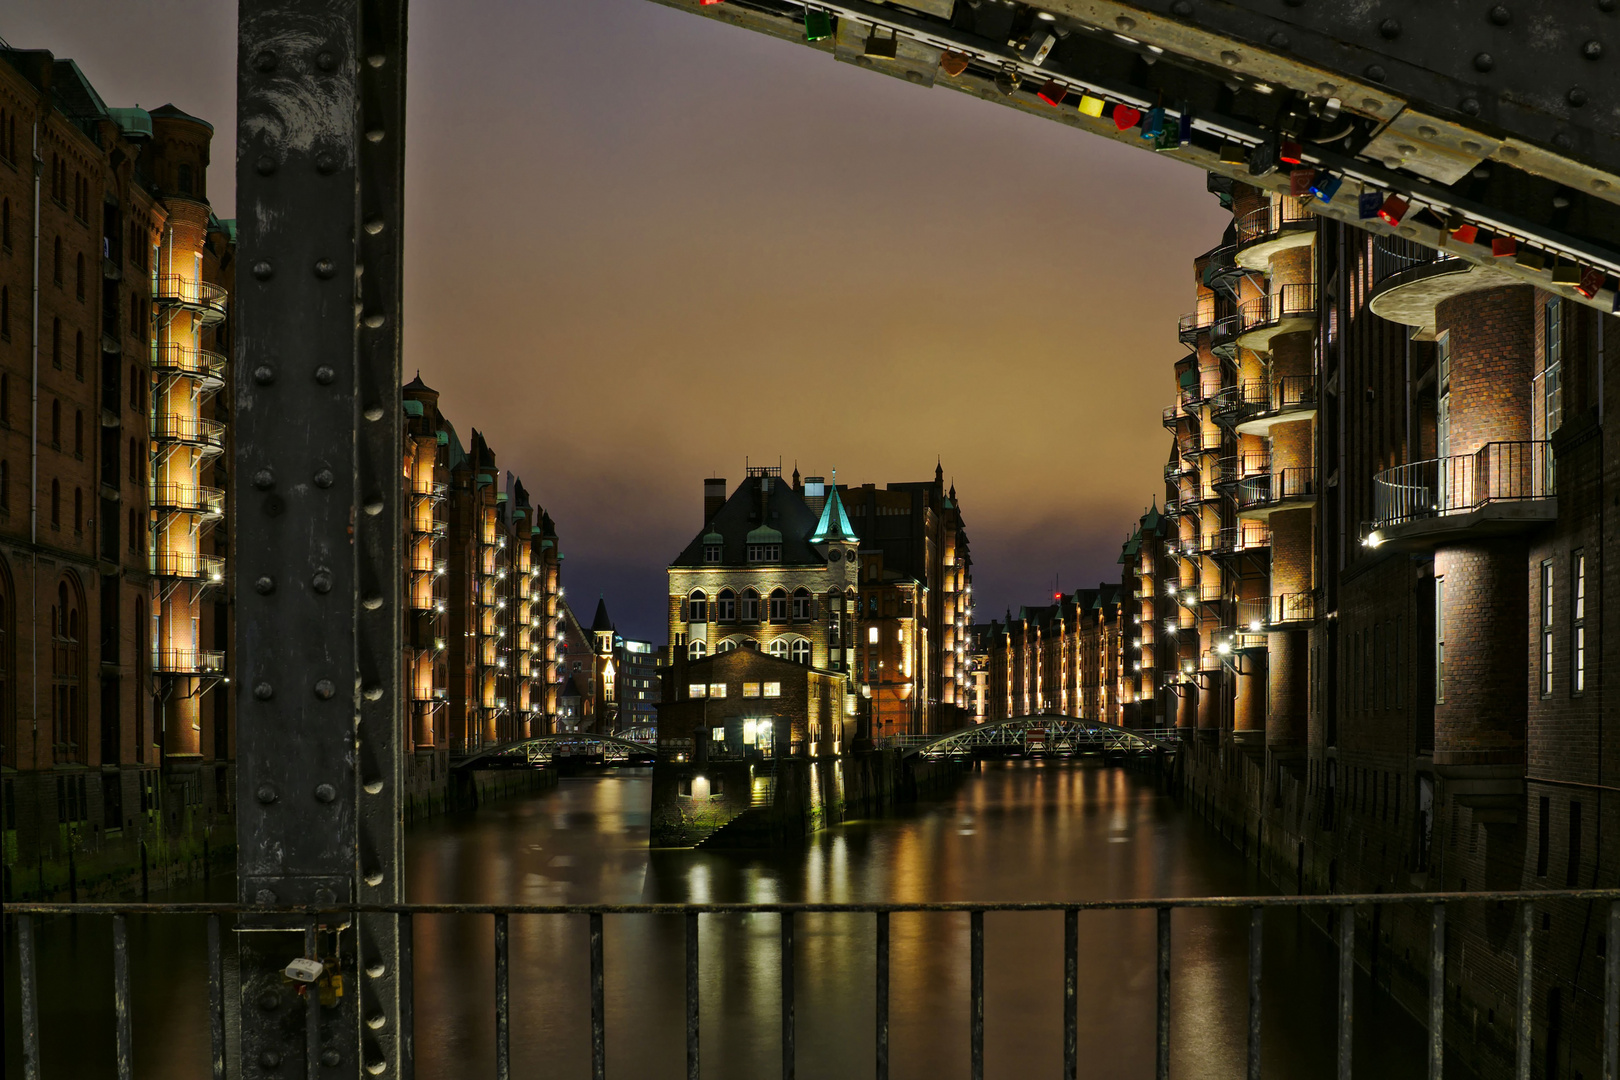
[992, 174, 1619, 1079]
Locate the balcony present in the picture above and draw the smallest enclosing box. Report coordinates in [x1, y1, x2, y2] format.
[1177, 306, 1215, 345]
[154, 275, 228, 324]
[1363, 237, 1497, 335]
[1234, 374, 1318, 435]
[1236, 592, 1316, 632]
[1201, 244, 1241, 295]
[1369, 441, 1555, 549]
[1237, 467, 1318, 518]
[1162, 405, 1182, 431]
[152, 414, 226, 454]
[1234, 196, 1314, 270]
[154, 649, 227, 675]
[411, 481, 449, 502]
[1177, 430, 1216, 458]
[152, 343, 227, 388]
[152, 483, 225, 518]
[151, 551, 226, 585]
[1209, 315, 1241, 359]
[1235, 284, 1318, 351]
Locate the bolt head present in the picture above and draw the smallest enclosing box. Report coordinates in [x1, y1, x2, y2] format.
[1364, 64, 1386, 82]
[314, 679, 336, 700]
[1569, 86, 1589, 106]
[254, 155, 277, 177]
[1488, 4, 1512, 25]
[252, 50, 277, 72]
[251, 261, 273, 281]
[313, 572, 333, 594]
[256, 783, 278, 804]
[1378, 18, 1401, 38]
[321, 1051, 341, 1067]
[253, 364, 276, 385]
[314, 152, 336, 175]
[314, 365, 336, 385]
[1459, 96, 1482, 116]
[1474, 52, 1495, 72]
[316, 50, 337, 71]
[314, 258, 335, 279]
[255, 576, 275, 595]
[253, 682, 274, 701]
[313, 469, 335, 489]
[253, 469, 275, 490]
[1584, 39, 1604, 59]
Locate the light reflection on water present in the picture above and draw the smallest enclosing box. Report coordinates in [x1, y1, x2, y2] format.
[4, 760, 1433, 1079]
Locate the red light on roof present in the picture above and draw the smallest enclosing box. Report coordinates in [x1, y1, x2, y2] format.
[1054, 592, 1063, 600]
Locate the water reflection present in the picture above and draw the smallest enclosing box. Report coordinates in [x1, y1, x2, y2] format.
[6, 761, 1432, 1079]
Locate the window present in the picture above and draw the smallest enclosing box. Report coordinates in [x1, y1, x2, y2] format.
[1540, 560, 1554, 697]
[703, 543, 722, 563]
[740, 588, 760, 622]
[1436, 332, 1451, 461]
[1572, 551, 1586, 694]
[792, 588, 812, 620]
[73, 488, 82, 533]
[1545, 297, 1563, 435]
[1, 285, 7, 339]
[743, 682, 761, 698]
[763, 682, 781, 698]
[687, 590, 708, 623]
[716, 589, 736, 622]
[747, 543, 781, 563]
[717, 639, 737, 654]
[52, 317, 61, 368]
[51, 579, 83, 763]
[1433, 577, 1446, 704]
[768, 639, 788, 659]
[50, 399, 60, 447]
[769, 588, 788, 622]
[708, 683, 727, 698]
[129, 439, 139, 483]
[791, 639, 811, 665]
[127, 509, 138, 552]
[177, 163, 193, 195]
[50, 480, 60, 528]
[1536, 795, 1551, 877]
[687, 683, 707, 699]
[868, 626, 880, 645]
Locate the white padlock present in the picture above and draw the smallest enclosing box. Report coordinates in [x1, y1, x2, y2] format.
[284, 957, 325, 983]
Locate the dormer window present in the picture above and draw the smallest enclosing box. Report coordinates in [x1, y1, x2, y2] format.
[747, 543, 781, 563]
[704, 544, 723, 563]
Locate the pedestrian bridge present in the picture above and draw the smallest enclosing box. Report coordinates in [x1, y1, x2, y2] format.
[452, 732, 658, 770]
[899, 715, 1177, 759]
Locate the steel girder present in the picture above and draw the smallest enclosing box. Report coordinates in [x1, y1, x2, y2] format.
[455, 733, 657, 769]
[645, 0, 1620, 313]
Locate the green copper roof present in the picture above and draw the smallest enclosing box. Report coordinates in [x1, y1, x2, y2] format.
[810, 482, 858, 544]
[746, 525, 783, 544]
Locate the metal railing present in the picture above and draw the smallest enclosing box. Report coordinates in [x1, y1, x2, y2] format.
[1237, 467, 1317, 511]
[1238, 283, 1317, 335]
[1235, 195, 1314, 248]
[1177, 307, 1215, 341]
[1201, 244, 1238, 288]
[1371, 236, 1459, 288]
[1372, 441, 1553, 529]
[16, 892, 1613, 1080]
[1162, 404, 1181, 431]
[152, 342, 227, 383]
[150, 551, 226, 583]
[151, 483, 226, 516]
[153, 274, 229, 318]
[152, 414, 226, 450]
[1237, 375, 1316, 423]
[152, 648, 227, 674]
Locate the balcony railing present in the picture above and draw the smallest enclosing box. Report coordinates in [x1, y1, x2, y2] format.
[1162, 405, 1181, 431]
[153, 648, 227, 674]
[1372, 441, 1552, 530]
[1235, 195, 1313, 250]
[1237, 467, 1317, 512]
[1209, 314, 1241, 355]
[411, 481, 449, 501]
[1213, 524, 1271, 556]
[1235, 374, 1317, 430]
[150, 551, 226, 584]
[1237, 283, 1317, 336]
[151, 483, 226, 517]
[1371, 236, 1459, 289]
[152, 342, 227, 384]
[1177, 306, 1215, 343]
[152, 414, 226, 451]
[153, 274, 228, 320]
[1201, 243, 1239, 289]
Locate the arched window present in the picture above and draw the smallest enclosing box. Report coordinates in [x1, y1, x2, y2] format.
[768, 588, 789, 622]
[73, 488, 82, 532]
[687, 590, 708, 623]
[768, 638, 789, 659]
[177, 163, 193, 195]
[792, 588, 813, 620]
[716, 588, 736, 622]
[791, 639, 812, 666]
[75, 252, 85, 299]
[688, 639, 706, 661]
[50, 479, 60, 527]
[741, 588, 761, 622]
[74, 410, 83, 457]
[717, 638, 737, 654]
[741, 639, 759, 651]
[74, 331, 83, 378]
[52, 577, 83, 763]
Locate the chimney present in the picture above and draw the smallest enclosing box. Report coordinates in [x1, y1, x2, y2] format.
[704, 478, 726, 523]
[802, 476, 827, 515]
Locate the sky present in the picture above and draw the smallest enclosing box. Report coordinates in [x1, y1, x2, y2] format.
[8, 0, 1228, 641]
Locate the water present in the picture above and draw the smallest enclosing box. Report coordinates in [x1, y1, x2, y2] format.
[6, 761, 1435, 1078]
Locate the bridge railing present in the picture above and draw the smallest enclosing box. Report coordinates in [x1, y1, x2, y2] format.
[10, 890, 1619, 1080]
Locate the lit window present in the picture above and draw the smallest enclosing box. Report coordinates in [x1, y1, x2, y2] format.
[868, 626, 879, 644]
[1433, 577, 1445, 704]
[1573, 550, 1586, 694]
[1540, 560, 1554, 698]
[764, 682, 781, 698]
[769, 638, 789, 659]
[688, 683, 707, 699]
[704, 544, 722, 563]
[688, 640, 706, 661]
[791, 640, 811, 666]
[743, 682, 761, 698]
[792, 588, 813, 619]
[709, 683, 727, 698]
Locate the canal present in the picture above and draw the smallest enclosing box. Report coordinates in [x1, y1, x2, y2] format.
[7, 760, 1438, 1078]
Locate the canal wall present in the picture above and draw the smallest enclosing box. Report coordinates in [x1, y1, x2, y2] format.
[650, 750, 965, 849]
[1179, 737, 1576, 1080]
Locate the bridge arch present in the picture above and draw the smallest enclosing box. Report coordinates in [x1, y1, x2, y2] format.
[903, 715, 1174, 759]
[454, 732, 657, 770]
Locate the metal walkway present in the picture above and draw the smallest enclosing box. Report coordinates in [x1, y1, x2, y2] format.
[903, 715, 1174, 759]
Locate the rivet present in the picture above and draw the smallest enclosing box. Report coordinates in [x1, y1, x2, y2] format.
[316, 50, 337, 71]
[315, 783, 337, 802]
[313, 571, 333, 594]
[322, 1051, 342, 1068]
[364, 217, 386, 235]
[364, 405, 385, 421]
[255, 155, 277, 177]
[1460, 139, 1483, 153]
[315, 152, 337, 175]
[1115, 15, 1136, 30]
[367, 1014, 387, 1031]
[255, 575, 275, 595]
[1383, 156, 1404, 170]
[363, 685, 384, 701]
[1554, 132, 1575, 149]
[1364, 64, 1386, 81]
[1474, 52, 1495, 72]
[255, 889, 277, 905]
[365, 128, 385, 143]
[315, 365, 336, 385]
[252, 261, 274, 281]
[1459, 97, 1482, 115]
[1378, 18, 1401, 38]
[256, 783, 279, 804]
[364, 780, 384, 795]
[1317, 82, 1337, 95]
[260, 1051, 283, 1068]
[1362, 97, 1383, 111]
[363, 313, 385, 329]
[253, 468, 275, 489]
[1499, 145, 1520, 158]
[1220, 50, 1240, 65]
[314, 469, 335, 489]
[1591, 178, 1611, 191]
[314, 258, 336, 279]
[1488, 4, 1511, 24]
[258, 990, 282, 1011]
[314, 679, 336, 700]
[1584, 40, 1604, 59]
[1418, 125, 1438, 139]
[254, 364, 276, 385]
[1569, 86, 1589, 106]
[254, 682, 274, 701]
[1268, 31, 1289, 47]
[365, 873, 385, 889]
[363, 595, 384, 610]
[252, 50, 278, 73]
[364, 500, 385, 516]
[1397, 143, 1418, 155]
[366, 963, 387, 978]
[1553, 195, 1572, 208]
[1169, 0, 1191, 14]
[367, 53, 387, 68]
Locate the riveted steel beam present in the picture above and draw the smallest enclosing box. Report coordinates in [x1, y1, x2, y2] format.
[647, 0, 1620, 313]
[236, 0, 405, 1075]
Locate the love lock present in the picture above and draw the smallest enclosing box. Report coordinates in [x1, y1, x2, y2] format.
[283, 957, 325, 983]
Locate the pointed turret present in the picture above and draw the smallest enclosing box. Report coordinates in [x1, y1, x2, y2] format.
[810, 480, 858, 544]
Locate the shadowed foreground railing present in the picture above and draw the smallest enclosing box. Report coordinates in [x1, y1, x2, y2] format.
[8, 891, 1620, 1080]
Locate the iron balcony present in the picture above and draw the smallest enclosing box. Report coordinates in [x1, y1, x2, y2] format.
[1233, 196, 1315, 270]
[1235, 283, 1318, 352]
[150, 483, 226, 518]
[153, 648, 227, 675]
[151, 414, 226, 454]
[150, 551, 227, 585]
[1369, 441, 1555, 549]
[151, 343, 228, 388]
[1234, 374, 1318, 435]
[153, 274, 228, 324]
[1176, 307, 1215, 345]
[1237, 467, 1318, 519]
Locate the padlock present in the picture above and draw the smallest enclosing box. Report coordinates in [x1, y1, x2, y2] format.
[284, 957, 324, 983]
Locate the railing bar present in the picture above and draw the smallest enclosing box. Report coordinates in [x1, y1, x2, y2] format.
[1604, 900, 1620, 1080]
[304, 921, 320, 1078]
[19, 914, 41, 1080]
[1157, 906, 1171, 1080]
[590, 912, 606, 1080]
[1247, 906, 1262, 1080]
[1337, 905, 1354, 1080]
[1428, 903, 1445, 1080]
[1517, 902, 1533, 1080]
[494, 913, 510, 1080]
[876, 911, 890, 1080]
[686, 911, 699, 1080]
[113, 914, 133, 1080]
[208, 914, 226, 1080]
[781, 910, 795, 1080]
[1061, 908, 1078, 1079]
[400, 912, 415, 1080]
[970, 909, 985, 1080]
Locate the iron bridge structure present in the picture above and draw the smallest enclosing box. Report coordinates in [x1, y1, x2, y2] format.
[452, 733, 658, 771]
[905, 715, 1174, 758]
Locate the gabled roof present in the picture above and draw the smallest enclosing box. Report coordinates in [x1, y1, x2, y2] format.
[810, 481, 858, 544]
[670, 475, 827, 568]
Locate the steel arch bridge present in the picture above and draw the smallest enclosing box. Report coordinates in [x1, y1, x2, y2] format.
[904, 715, 1174, 759]
[452, 732, 659, 771]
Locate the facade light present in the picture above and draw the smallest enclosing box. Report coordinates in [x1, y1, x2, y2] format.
[1376, 195, 1410, 226]
[1364, 530, 1384, 548]
[1216, 641, 1231, 656]
[1249, 620, 1262, 633]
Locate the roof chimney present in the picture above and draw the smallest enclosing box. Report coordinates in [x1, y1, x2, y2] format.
[704, 478, 727, 524]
